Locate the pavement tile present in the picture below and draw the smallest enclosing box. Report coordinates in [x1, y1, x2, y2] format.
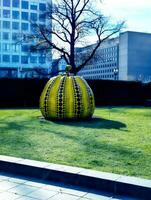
[84, 192, 112, 200]
[0, 155, 22, 163]
[9, 177, 28, 184]
[61, 165, 84, 174]
[9, 184, 38, 195]
[17, 196, 40, 200]
[45, 164, 85, 174]
[0, 180, 19, 191]
[117, 175, 151, 188]
[45, 164, 67, 172]
[49, 193, 80, 200]
[79, 169, 121, 181]
[19, 159, 50, 168]
[27, 188, 58, 200]
[0, 191, 21, 200]
[60, 186, 87, 197]
[0, 174, 10, 181]
[25, 180, 47, 188]
[42, 184, 63, 192]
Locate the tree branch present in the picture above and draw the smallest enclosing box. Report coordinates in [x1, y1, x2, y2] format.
[76, 22, 124, 72]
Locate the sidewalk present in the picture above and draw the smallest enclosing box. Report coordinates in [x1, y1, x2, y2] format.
[1, 155, 150, 199]
[0, 172, 133, 200]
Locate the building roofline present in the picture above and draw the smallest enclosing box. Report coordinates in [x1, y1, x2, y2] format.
[120, 30, 151, 35]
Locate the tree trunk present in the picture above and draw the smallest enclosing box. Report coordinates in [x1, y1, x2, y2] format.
[70, 19, 77, 75]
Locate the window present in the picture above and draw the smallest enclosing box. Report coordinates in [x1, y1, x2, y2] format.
[12, 44, 20, 52]
[3, 43, 10, 51]
[12, 0, 19, 7]
[22, 12, 28, 20]
[3, 55, 10, 62]
[3, 32, 9, 40]
[3, 21, 10, 29]
[12, 55, 19, 62]
[12, 33, 18, 40]
[12, 11, 19, 19]
[12, 22, 19, 30]
[30, 13, 37, 21]
[30, 24, 37, 32]
[3, 0, 10, 7]
[30, 56, 37, 63]
[39, 14, 46, 22]
[21, 23, 28, 31]
[30, 4, 37, 10]
[3, 10, 10, 18]
[39, 56, 46, 64]
[39, 3, 46, 11]
[22, 1, 28, 9]
[21, 45, 29, 52]
[21, 56, 28, 64]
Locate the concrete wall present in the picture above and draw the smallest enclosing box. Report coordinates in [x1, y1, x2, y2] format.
[119, 32, 128, 80]
[127, 32, 151, 82]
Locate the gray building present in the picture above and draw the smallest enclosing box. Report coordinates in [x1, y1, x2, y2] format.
[77, 31, 151, 82]
[0, 0, 52, 78]
[51, 57, 66, 76]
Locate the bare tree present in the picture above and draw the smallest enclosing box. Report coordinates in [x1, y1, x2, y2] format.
[27, 0, 124, 75]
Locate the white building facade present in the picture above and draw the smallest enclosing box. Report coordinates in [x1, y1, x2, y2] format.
[0, 0, 51, 78]
[78, 31, 151, 82]
[77, 38, 119, 80]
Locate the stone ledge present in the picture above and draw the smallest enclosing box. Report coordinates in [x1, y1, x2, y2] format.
[0, 155, 151, 199]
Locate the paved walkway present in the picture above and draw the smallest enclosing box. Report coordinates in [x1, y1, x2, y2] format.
[0, 172, 136, 200]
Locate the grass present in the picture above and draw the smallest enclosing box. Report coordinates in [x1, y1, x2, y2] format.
[0, 107, 151, 179]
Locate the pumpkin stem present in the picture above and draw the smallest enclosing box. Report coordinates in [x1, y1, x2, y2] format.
[65, 65, 72, 76]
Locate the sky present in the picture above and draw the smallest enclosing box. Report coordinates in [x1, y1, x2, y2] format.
[100, 0, 151, 33]
[53, 0, 151, 57]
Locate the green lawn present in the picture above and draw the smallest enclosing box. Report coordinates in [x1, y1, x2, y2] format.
[0, 107, 151, 179]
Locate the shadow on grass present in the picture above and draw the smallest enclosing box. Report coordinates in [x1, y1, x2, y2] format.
[48, 116, 127, 130]
[0, 121, 27, 132]
[1, 115, 149, 176]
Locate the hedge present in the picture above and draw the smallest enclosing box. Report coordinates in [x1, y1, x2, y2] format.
[0, 78, 150, 108]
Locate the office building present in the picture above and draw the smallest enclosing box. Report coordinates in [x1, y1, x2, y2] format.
[51, 57, 66, 76]
[0, 0, 51, 78]
[77, 31, 151, 82]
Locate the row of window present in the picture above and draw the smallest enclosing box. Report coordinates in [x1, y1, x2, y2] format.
[0, 32, 24, 40]
[97, 46, 118, 54]
[81, 63, 117, 71]
[0, 55, 46, 64]
[1, 21, 28, 30]
[78, 46, 118, 56]
[0, 43, 30, 52]
[1, 0, 46, 11]
[80, 68, 117, 74]
[0, 10, 46, 22]
[83, 74, 115, 79]
[95, 53, 117, 60]
[96, 57, 117, 63]
[0, 21, 39, 31]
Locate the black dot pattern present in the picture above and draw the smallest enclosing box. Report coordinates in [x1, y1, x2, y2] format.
[72, 77, 83, 118]
[43, 78, 56, 119]
[56, 76, 66, 119]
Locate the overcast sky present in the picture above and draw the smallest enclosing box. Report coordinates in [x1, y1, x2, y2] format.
[100, 0, 151, 33]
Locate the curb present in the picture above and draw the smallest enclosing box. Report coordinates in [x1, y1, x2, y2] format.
[0, 155, 151, 199]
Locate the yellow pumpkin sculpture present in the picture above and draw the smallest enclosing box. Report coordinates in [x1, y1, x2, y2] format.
[40, 67, 95, 120]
